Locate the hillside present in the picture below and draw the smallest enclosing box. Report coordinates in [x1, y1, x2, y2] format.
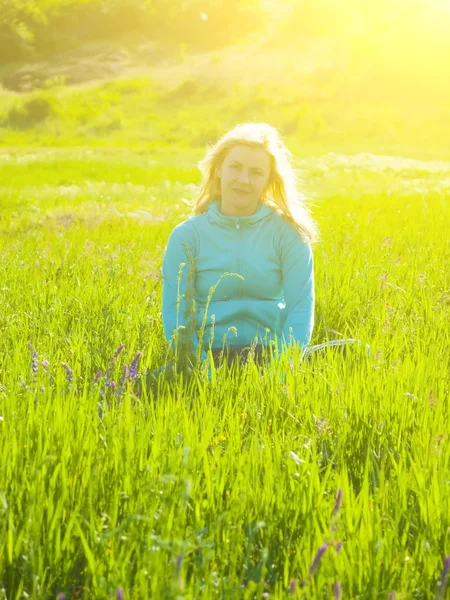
[1, 30, 449, 161]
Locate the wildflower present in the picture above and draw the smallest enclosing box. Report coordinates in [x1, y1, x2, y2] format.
[175, 554, 183, 577]
[309, 543, 328, 576]
[333, 581, 342, 600]
[106, 345, 125, 377]
[129, 351, 142, 380]
[436, 556, 450, 600]
[333, 489, 343, 515]
[103, 344, 125, 396]
[94, 369, 103, 382]
[288, 579, 297, 594]
[335, 541, 343, 554]
[106, 345, 124, 374]
[28, 342, 39, 375]
[57, 594, 66, 600]
[41, 359, 50, 370]
[121, 364, 129, 387]
[60, 362, 73, 384]
[116, 588, 125, 600]
[113, 344, 125, 359]
[440, 555, 450, 580]
[387, 593, 396, 600]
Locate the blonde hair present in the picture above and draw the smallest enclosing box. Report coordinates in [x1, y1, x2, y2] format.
[193, 122, 320, 243]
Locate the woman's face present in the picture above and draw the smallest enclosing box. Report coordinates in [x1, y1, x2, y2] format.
[217, 145, 271, 216]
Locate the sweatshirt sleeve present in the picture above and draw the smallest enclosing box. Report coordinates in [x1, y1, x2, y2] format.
[279, 232, 315, 354]
[162, 221, 206, 362]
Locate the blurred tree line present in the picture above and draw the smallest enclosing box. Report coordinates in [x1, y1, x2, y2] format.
[0, 0, 265, 62]
[1, 0, 449, 66]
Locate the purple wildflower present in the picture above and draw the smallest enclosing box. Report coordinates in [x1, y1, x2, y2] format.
[94, 369, 103, 383]
[175, 554, 183, 576]
[116, 588, 125, 600]
[436, 556, 450, 600]
[28, 342, 39, 375]
[333, 489, 343, 515]
[104, 344, 125, 383]
[333, 581, 342, 600]
[129, 351, 142, 379]
[60, 362, 73, 384]
[288, 579, 297, 594]
[101, 344, 126, 396]
[57, 594, 66, 600]
[335, 541, 343, 554]
[309, 543, 328, 576]
[41, 359, 50, 370]
[122, 364, 129, 383]
[113, 344, 125, 359]
[440, 556, 450, 579]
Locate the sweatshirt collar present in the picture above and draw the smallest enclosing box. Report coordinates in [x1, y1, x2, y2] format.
[206, 199, 273, 228]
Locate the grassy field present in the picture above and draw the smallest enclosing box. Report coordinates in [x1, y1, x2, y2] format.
[0, 53, 450, 598]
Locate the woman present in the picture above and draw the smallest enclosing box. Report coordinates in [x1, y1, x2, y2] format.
[163, 123, 318, 366]
[145, 123, 368, 391]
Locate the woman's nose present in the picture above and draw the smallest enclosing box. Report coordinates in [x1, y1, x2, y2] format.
[237, 170, 250, 184]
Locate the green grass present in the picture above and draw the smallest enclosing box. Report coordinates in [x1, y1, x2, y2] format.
[0, 146, 449, 599]
[0, 71, 449, 598]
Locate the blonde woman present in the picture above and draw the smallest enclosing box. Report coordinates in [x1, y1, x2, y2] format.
[143, 123, 368, 389]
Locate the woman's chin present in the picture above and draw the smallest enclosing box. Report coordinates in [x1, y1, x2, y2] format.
[231, 195, 257, 209]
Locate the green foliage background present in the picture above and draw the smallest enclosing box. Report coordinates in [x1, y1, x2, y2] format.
[1, 0, 264, 61]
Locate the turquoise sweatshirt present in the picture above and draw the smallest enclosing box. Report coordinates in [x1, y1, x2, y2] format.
[162, 199, 314, 360]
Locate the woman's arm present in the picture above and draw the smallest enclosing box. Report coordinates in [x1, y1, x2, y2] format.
[279, 234, 315, 354]
[162, 221, 206, 362]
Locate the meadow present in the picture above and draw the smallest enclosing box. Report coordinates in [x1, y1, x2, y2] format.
[0, 55, 450, 599]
